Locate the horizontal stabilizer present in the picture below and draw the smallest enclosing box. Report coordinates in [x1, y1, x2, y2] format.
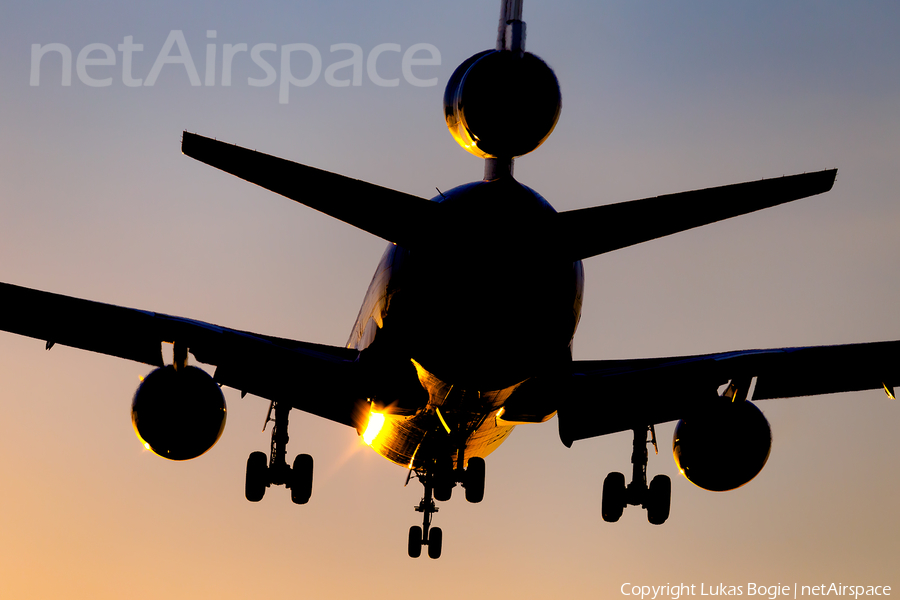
[556, 169, 837, 260]
[182, 132, 437, 247]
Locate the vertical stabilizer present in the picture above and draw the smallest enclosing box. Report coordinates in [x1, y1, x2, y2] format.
[497, 0, 525, 53]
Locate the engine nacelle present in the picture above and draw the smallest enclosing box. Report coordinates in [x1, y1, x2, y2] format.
[444, 50, 561, 159]
[132, 365, 227, 461]
[672, 400, 771, 492]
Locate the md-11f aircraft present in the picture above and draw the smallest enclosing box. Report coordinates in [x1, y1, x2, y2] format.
[1, 0, 897, 559]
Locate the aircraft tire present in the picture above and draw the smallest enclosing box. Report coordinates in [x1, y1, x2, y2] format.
[601, 472, 626, 522]
[646, 474, 671, 525]
[408, 526, 423, 558]
[290, 454, 314, 505]
[434, 480, 453, 502]
[245, 451, 268, 502]
[464, 457, 486, 503]
[427, 527, 443, 559]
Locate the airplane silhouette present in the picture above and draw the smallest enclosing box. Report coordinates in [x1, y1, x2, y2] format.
[1, 0, 897, 560]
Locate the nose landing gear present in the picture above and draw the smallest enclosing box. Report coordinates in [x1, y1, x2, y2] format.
[409, 480, 442, 559]
[602, 425, 671, 525]
[407, 455, 487, 559]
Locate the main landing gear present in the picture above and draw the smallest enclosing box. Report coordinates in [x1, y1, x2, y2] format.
[407, 455, 486, 559]
[602, 425, 671, 525]
[245, 400, 313, 505]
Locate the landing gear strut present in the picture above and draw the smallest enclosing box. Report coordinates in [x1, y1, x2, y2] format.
[245, 400, 313, 504]
[407, 455, 487, 559]
[602, 425, 671, 525]
[409, 479, 441, 559]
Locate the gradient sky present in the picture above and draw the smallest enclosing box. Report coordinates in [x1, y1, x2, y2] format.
[1, 1, 899, 598]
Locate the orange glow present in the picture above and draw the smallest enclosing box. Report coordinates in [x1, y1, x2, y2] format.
[362, 412, 385, 446]
[435, 407, 451, 434]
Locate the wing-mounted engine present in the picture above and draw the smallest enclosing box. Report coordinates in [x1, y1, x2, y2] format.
[672, 385, 772, 492]
[132, 363, 227, 460]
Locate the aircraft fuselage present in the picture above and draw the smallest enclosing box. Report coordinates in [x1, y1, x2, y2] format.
[349, 177, 584, 472]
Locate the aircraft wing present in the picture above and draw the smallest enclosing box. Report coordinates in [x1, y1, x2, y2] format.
[0, 281, 364, 428]
[557, 340, 900, 446]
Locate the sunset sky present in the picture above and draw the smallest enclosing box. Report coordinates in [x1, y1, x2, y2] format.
[1, 1, 899, 598]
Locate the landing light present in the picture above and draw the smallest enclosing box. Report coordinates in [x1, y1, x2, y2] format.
[363, 412, 386, 446]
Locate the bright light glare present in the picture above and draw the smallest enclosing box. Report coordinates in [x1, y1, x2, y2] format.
[362, 412, 385, 446]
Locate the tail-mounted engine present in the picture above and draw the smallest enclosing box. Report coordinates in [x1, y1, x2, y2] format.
[673, 397, 771, 492]
[443, 49, 561, 159]
[132, 364, 227, 460]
